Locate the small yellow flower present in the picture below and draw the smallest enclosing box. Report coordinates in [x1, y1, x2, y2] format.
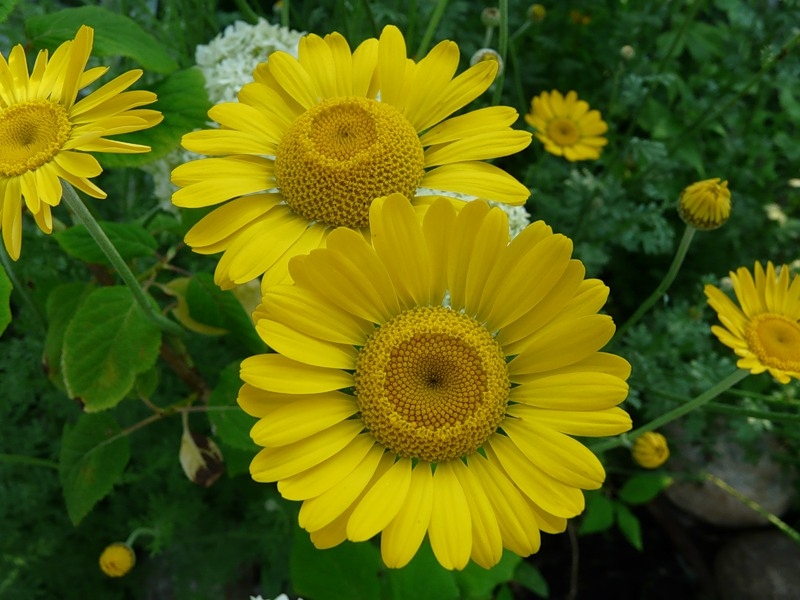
[528, 4, 546, 22]
[678, 178, 731, 230]
[631, 432, 669, 469]
[525, 90, 608, 161]
[99, 543, 136, 577]
[470, 49, 503, 78]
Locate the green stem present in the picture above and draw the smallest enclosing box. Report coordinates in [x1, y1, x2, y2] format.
[281, 0, 290, 29]
[491, 0, 509, 107]
[233, 0, 259, 23]
[704, 402, 800, 423]
[125, 527, 158, 547]
[60, 183, 184, 337]
[704, 471, 800, 545]
[591, 369, 749, 453]
[357, 0, 379, 38]
[0, 453, 58, 470]
[615, 224, 696, 340]
[0, 245, 46, 331]
[414, 0, 449, 58]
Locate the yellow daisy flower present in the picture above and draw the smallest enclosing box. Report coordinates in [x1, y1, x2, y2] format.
[705, 261, 800, 384]
[678, 177, 731, 230]
[99, 542, 136, 577]
[0, 25, 162, 260]
[171, 25, 532, 291]
[239, 193, 631, 570]
[525, 90, 608, 161]
[631, 432, 670, 469]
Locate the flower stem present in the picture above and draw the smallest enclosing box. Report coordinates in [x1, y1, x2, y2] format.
[0, 452, 58, 470]
[591, 369, 749, 453]
[491, 0, 509, 107]
[415, 0, 449, 58]
[60, 183, 184, 337]
[125, 527, 158, 547]
[615, 224, 696, 340]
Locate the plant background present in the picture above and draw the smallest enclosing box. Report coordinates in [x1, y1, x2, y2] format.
[1, 0, 799, 598]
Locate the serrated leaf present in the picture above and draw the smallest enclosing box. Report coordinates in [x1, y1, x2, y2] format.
[44, 282, 94, 390]
[59, 413, 130, 525]
[617, 473, 673, 506]
[93, 68, 211, 168]
[614, 502, 643, 551]
[26, 7, 178, 73]
[209, 363, 259, 452]
[454, 552, 521, 600]
[578, 491, 615, 535]
[0, 263, 11, 337]
[53, 221, 157, 265]
[62, 286, 161, 411]
[290, 524, 382, 600]
[514, 561, 549, 598]
[386, 540, 459, 600]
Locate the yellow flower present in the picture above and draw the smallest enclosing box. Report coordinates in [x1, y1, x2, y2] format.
[239, 194, 631, 570]
[99, 542, 136, 577]
[678, 178, 731, 230]
[631, 432, 669, 469]
[705, 262, 800, 384]
[171, 25, 531, 291]
[0, 25, 162, 260]
[525, 90, 608, 161]
[528, 4, 546, 22]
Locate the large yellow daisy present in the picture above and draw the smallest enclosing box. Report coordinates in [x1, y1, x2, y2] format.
[705, 261, 800, 384]
[171, 25, 532, 291]
[239, 193, 631, 570]
[525, 90, 607, 161]
[0, 25, 162, 260]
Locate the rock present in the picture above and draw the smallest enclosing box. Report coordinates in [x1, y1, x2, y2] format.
[714, 530, 800, 600]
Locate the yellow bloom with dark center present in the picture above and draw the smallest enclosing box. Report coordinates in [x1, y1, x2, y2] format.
[171, 25, 532, 291]
[99, 543, 136, 577]
[525, 90, 607, 161]
[631, 432, 669, 469]
[0, 25, 162, 259]
[239, 193, 631, 570]
[678, 178, 731, 230]
[705, 262, 800, 384]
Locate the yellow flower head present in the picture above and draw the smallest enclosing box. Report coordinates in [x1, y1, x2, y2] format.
[631, 432, 669, 469]
[705, 261, 800, 384]
[99, 542, 136, 577]
[678, 178, 731, 230]
[525, 90, 608, 161]
[0, 25, 162, 260]
[171, 25, 532, 291]
[239, 194, 631, 570]
[528, 4, 547, 22]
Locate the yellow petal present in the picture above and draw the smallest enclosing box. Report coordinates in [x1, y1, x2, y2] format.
[250, 392, 358, 446]
[451, 459, 503, 569]
[508, 405, 632, 437]
[422, 162, 530, 205]
[347, 457, 412, 541]
[380, 462, 434, 568]
[509, 371, 629, 410]
[240, 354, 353, 394]
[428, 461, 472, 570]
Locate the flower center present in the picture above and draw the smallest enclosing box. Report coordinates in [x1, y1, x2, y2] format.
[355, 306, 509, 463]
[745, 313, 800, 373]
[274, 96, 425, 228]
[547, 117, 581, 146]
[0, 100, 72, 177]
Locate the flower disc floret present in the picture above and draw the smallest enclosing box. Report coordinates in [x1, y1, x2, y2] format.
[745, 314, 800, 374]
[356, 306, 509, 462]
[0, 101, 71, 177]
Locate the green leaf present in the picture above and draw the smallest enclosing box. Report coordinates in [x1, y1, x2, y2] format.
[614, 502, 643, 551]
[209, 363, 259, 452]
[219, 442, 253, 478]
[386, 540, 459, 600]
[53, 221, 157, 265]
[578, 491, 614, 535]
[0, 263, 11, 337]
[617, 473, 673, 506]
[290, 525, 382, 600]
[454, 551, 521, 600]
[25, 7, 178, 73]
[514, 561, 549, 598]
[44, 282, 94, 390]
[62, 286, 161, 411]
[93, 68, 211, 168]
[59, 413, 131, 525]
[0, 0, 20, 25]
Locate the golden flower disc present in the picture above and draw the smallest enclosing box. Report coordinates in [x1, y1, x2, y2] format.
[546, 118, 581, 147]
[355, 306, 509, 463]
[0, 100, 71, 177]
[99, 543, 136, 578]
[274, 96, 425, 228]
[745, 314, 800, 373]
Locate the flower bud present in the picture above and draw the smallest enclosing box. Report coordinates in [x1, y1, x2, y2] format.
[481, 7, 501, 27]
[678, 178, 731, 230]
[631, 432, 670, 469]
[99, 543, 136, 578]
[620, 45, 635, 60]
[470, 48, 504, 77]
[527, 4, 546, 22]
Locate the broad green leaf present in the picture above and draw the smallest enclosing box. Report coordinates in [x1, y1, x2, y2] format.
[219, 442, 253, 478]
[53, 221, 157, 266]
[59, 413, 130, 525]
[614, 502, 643, 551]
[26, 7, 178, 73]
[0, 263, 11, 337]
[208, 363, 259, 452]
[62, 286, 161, 411]
[454, 552, 521, 600]
[578, 491, 614, 535]
[514, 561, 549, 598]
[44, 282, 94, 390]
[290, 524, 382, 600]
[94, 68, 211, 168]
[386, 540, 459, 600]
[617, 473, 673, 506]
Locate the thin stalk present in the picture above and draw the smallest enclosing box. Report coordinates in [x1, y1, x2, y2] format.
[357, 0, 379, 38]
[60, 183, 184, 337]
[233, 0, 259, 24]
[615, 224, 696, 340]
[125, 527, 158, 547]
[414, 0, 449, 58]
[491, 0, 509, 107]
[281, 0, 290, 29]
[0, 245, 46, 331]
[0, 453, 59, 470]
[704, 402, 800, 423]
[591, 369, 749, 453]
